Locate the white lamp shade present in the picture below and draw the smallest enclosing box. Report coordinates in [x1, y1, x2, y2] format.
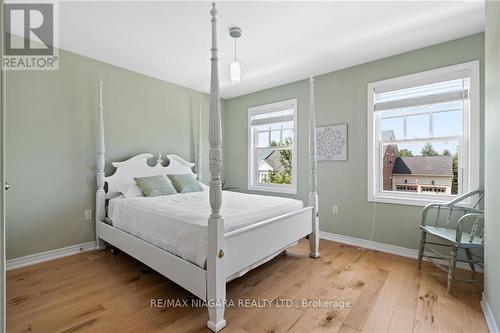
[230, 61, 241, 83]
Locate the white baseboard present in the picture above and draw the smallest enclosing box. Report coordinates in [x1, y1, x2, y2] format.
[6, 241, 96, 271]
[319, 231, 481, 272]
[320, 231, 417, 258]
[481, 293, 500, 333]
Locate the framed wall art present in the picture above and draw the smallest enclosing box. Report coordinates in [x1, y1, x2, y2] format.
[316, 123, 348, 161]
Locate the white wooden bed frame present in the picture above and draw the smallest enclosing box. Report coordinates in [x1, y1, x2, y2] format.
[94, 4, 319, 332]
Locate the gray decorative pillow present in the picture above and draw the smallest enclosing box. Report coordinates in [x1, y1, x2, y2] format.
[133, 175, 177, 197]
[167, 174, 204, 193]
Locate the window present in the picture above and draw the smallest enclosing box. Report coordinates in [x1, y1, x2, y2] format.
[248, 99, 297, 194]
[367, 61, 480, 205]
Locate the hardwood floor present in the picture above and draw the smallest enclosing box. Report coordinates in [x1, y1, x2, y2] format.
[7, 239, 487, 333]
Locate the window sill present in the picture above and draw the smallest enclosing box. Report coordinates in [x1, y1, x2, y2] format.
[248, 184, 297, 195]
[368, 193, 457, 207]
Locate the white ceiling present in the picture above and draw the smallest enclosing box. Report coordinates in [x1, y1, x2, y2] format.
[57, 1, 485, 99]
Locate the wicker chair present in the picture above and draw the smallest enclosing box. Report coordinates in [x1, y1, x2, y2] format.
[418, 189, 484, 293]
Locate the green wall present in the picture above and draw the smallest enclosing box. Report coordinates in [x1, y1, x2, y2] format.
[484, 1, 500, 327]
[223, 33, 485, 250]
[5, 47, 222, 260]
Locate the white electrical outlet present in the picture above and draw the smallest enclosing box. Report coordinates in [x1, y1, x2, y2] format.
[332, 205, 339, 215]
[84, 209, 93, 221]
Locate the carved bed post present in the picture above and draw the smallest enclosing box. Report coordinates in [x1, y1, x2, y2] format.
[309, 77, 320, 258]
[207, 3, 226, 332]
[95, 77, 106, 250]
[197, 104, 202, 181]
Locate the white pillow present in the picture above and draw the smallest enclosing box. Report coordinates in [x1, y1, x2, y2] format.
[118, 183, 145, 198]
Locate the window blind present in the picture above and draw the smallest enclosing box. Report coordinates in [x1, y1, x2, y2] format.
[250, 109, 294, 126]
[373, 78, 469, 112]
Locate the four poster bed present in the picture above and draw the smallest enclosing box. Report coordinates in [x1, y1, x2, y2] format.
[94, 3, 319, 332]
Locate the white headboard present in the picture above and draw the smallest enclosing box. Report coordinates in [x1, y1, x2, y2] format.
[105, 153, 195, 199]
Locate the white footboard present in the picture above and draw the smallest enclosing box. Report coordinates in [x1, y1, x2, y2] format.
[96, 220, 207, 300]
[225, 207, 313, 277]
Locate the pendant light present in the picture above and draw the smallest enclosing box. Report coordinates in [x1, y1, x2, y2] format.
[229, 27, 242, 83]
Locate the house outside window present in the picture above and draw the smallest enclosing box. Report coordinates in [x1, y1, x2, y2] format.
[367, 61, 480, 206]
[248, 99, 297, 194]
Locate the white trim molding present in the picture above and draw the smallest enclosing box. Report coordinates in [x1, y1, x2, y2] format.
[320, 231, 417, 258]
[319, 231, 481, 272]
[6, 241, 96, 271]
[367, 61, 481, 206]
[481, 294, 500, 333]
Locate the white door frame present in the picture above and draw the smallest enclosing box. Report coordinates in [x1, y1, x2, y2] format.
[1, 0, 7, 331]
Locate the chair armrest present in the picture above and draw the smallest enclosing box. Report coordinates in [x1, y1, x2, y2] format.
[455, 213, 484, 243]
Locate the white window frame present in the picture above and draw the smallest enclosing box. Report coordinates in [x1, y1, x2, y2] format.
[248, 99, 298, 194]
[367, 61, 480, 206]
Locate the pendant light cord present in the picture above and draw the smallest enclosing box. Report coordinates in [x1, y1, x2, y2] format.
[234, 38, 237, 62]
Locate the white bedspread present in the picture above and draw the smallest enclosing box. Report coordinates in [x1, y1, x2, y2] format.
[108, 191, 304, 268]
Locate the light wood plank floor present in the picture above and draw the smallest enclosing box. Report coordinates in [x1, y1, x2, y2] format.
[7, 239, 487, 333]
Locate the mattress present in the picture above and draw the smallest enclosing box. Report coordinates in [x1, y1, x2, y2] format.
[107, 190, 304, 268]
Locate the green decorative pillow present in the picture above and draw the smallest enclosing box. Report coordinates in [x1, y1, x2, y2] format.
[167, 174, 204, 193]
[133, 175, 177, 197]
